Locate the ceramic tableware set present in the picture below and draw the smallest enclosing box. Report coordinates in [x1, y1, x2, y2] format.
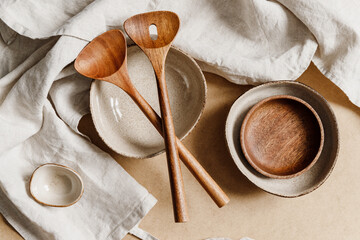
[226, 81, 339, 197]
[29, 11, 339, 222]
[30, 11, 230, 223]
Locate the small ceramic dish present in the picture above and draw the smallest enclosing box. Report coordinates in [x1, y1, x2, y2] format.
[225, 81, 339, 197]
[29, 163, 84, 207]
[240, 95, 324, 179]
[90, 45, 206, 158]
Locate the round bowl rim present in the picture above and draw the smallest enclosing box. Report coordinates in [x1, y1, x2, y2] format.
[29, 163, 84, 207]
[240, 94, 325, 179]
[89, 45, 207, 159]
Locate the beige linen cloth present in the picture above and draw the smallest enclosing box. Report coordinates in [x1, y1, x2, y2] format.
[0, 0, 359, 239]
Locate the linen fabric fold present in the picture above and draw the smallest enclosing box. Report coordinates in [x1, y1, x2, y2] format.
[0, 12, 157, 240]
[2, 0, 359, 105]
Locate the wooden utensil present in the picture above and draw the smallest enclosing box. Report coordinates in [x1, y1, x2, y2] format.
[240, 95, 324, 179]
[74, 30, 229, 220]
[123, 11, 186, 222]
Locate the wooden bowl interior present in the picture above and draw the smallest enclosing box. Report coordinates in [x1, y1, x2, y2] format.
[241, 96, 323, 178]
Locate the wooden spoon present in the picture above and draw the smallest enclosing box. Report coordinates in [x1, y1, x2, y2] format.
[74, 29, 229, 221]
[124, 11, 187, 222]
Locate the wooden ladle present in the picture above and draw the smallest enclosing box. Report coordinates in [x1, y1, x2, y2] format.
[74, 30, 229, 222]
[124, 11, 186, 221]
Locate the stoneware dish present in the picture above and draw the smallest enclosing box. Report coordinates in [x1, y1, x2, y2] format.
[226, 81, 339, 197]
[240, 95, 324, 179]
[90, 45, 206, 158]
[29, 163, 84, 207]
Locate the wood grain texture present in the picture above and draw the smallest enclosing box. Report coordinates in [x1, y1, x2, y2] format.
[240, 95, 324, 179]
[124, 11, 187, 222]
[74, 29, 229, 222]
[132, 89, 230, 208]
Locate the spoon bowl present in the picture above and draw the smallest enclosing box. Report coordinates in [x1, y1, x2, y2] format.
[124, 11, 180, 49]
[75, 30, 126, 79]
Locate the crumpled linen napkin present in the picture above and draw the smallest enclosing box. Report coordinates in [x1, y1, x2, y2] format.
[3, 0, 360, 106]
[1, 0, 360, 239]
[0, 3, 158, 240]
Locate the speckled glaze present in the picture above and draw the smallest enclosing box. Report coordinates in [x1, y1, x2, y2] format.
[29, 163, 84, 207]
[225, 81, 339, 197]
[90, 45, 206, 158]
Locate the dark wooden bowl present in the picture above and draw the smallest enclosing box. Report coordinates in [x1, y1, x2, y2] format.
[240, 95, 324, 179]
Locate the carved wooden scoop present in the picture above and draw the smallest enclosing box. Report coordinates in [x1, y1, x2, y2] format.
[124, 11, 186, 222]
[74, 29, 229, 222]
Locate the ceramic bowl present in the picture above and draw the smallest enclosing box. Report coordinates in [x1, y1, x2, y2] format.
[29, 164, 84, 207]
[90, 45, 206, 158]
[240, 95, 324, 179]
[225, 81, 339, 197]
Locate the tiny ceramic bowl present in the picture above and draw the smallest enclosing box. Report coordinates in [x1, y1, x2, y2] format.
[240, 95, 324, 179]
[29, 163, 84, 207]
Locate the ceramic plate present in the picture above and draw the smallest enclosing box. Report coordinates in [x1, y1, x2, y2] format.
[225, 81, 339, 197]
[90, 46, 206, 158]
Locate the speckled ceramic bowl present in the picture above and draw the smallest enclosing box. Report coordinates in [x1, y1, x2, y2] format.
[225, 81, 339, 197]
[90, 46, 206, 158]
[29, 164, 84, 207]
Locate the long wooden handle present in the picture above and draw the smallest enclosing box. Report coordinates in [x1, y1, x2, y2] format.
[176, 139, 229, 207]
[154, 68, 188, 222]
[130, 83, 230, 208]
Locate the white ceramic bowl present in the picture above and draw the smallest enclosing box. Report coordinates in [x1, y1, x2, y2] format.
[225, 81, 339, 197]
[29, 164, 84, 207]
[90, 45, 206, 158]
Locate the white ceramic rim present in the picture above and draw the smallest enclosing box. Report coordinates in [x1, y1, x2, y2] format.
[29, 163, 84, 207]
